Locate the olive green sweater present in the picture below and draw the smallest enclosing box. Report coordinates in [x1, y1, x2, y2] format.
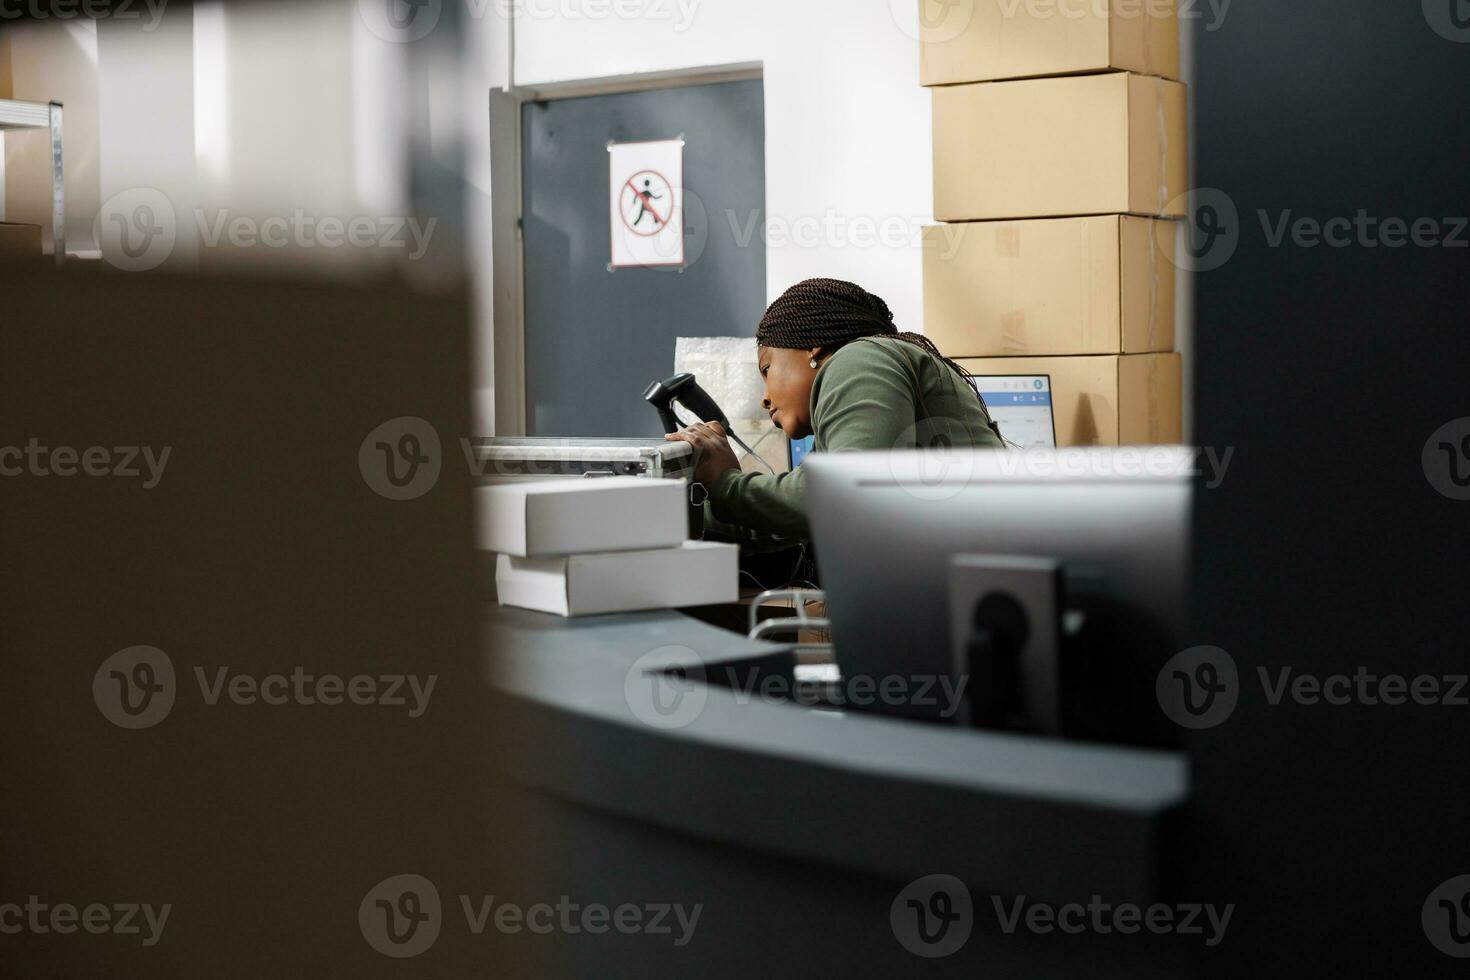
[704, 336, 1005, 543]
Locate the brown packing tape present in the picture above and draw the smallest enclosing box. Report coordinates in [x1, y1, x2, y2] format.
[997, 0, 1010, 66]
[1113, 357, 1124, 441]
[1115, 221, 1124, 353]
[1000, 310, 1028, 354]
[995, 226, 1022, 258]
[1086, 220, 1098, 351]
[1148, 217, 1183, 353]
[1139, 0, 1152, 73]
[1146, 219, 1160, 350]
[1118, 217, 1170, 354]
[1154, 83, 1170, 215]
[1146, 354, 1161, 439]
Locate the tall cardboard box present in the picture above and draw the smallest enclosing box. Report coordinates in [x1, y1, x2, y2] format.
[0, 223, 43, 262]
[920, 0, 1181, 86]
[933, 72, 1187, 221]
[959, 353, 1181, 446]
[924, 215, 1176, 357]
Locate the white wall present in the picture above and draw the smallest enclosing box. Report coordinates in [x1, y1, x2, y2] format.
[478, 0, 1195, 439]
[97, 4, 199, 269]
[504, 1, 935, 329]
[197, 0, 361, 274]
[457, 0, 937, 433]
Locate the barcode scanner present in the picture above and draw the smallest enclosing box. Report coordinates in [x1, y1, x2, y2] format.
[644, 373, 733, 436]
[643, 373, 771, 472]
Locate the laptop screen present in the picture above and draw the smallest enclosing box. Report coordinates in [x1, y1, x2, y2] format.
[788, 375, 1056, 464]
[973, 375, 1058, 449]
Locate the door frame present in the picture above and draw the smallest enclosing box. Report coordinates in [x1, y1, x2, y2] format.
[488, 62, 762, 436]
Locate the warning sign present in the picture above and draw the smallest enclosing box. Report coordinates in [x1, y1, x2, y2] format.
[609, 138, 684, 269]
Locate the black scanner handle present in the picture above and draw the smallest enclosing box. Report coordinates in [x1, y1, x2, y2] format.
[643, 373, 735, 436]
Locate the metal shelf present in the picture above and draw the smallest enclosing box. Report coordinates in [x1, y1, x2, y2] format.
[0, 98, 64, 267]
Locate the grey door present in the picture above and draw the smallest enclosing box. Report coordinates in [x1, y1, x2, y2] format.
[521, 78, 766, 438]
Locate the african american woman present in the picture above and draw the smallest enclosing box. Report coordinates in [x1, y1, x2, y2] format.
[665, 278, 1007, 562]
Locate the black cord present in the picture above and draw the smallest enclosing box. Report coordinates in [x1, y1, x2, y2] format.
[728, 430, 776, 475]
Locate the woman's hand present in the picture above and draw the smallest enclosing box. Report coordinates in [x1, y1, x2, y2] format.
[664, 421, 742, 486]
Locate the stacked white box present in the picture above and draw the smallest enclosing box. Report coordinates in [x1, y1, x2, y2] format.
[477, 477, 738, 617]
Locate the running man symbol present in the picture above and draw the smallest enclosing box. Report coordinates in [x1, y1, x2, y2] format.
[631, 179, 663, 227]
[619, 170, 674, 237]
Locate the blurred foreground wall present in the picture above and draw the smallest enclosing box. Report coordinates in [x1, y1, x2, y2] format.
[0, 266, 551, 978]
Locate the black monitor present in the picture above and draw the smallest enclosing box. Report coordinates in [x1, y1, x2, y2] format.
[805, 447, 1192, 744]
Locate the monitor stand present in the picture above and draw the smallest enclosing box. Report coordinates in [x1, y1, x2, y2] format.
[951, 556, 1179, 749]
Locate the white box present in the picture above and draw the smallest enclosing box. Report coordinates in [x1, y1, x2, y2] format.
[476, 477, 686, 557]
[496, 541, 739, 617]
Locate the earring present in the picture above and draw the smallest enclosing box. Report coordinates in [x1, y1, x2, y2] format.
[809, 357, 819, 369]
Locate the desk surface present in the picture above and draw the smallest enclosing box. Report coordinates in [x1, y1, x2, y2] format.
[483, 600, 1189, 903]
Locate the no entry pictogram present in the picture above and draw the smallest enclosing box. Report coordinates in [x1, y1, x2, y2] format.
[619, 169, 674, 237]
[608, 138, 685, 269]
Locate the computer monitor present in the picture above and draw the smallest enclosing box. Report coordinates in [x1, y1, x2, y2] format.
[804, 447, 1192, 738]
[974, 374, 1057, 449]
[788, 434, 815, 470]
[787, 374, 1052, 466]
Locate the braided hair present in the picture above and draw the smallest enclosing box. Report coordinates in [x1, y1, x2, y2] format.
[756, 278, 982, 401]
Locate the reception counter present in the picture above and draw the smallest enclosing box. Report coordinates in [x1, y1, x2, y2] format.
[482, 600, 1190, 905]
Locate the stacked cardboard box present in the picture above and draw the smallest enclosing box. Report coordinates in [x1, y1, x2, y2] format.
[477, 476, 737, 617]
[920, 1, 1186, 446]
[0, 222, 44, 265]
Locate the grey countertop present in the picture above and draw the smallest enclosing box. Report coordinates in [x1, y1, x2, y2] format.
[482, 600, 1190, 903]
